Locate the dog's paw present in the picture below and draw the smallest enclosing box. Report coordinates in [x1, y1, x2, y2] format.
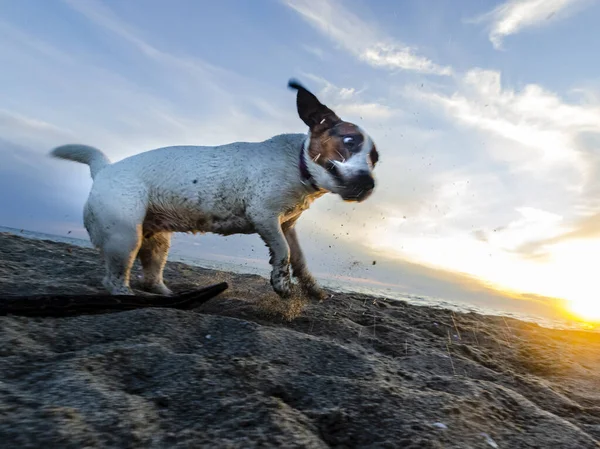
[302, 284, 329, 301]
[103, 277, 135, 296]
[273, 282, 292, 299]
[270, 271, 292, 299]
[142, 282, 173, 296]
[295, 273, 328, 301]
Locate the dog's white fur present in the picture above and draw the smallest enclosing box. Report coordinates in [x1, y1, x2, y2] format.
[51, 82, 377, 298]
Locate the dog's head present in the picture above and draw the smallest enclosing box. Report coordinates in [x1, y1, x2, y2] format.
[289, 79, 379, 202]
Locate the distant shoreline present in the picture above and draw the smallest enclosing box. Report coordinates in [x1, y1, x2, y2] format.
[0, 225, 587, 332]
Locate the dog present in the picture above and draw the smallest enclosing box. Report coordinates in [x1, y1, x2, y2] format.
[50, 79, 379, 299]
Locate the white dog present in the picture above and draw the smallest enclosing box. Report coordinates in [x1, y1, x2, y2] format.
[50, 80, 379, 299]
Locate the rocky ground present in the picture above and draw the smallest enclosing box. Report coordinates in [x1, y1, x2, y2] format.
[1, 231, 599, 448]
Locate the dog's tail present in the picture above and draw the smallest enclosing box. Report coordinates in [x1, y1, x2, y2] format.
[50, 144, 111, 180]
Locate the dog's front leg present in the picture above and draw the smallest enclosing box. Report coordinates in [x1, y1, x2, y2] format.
[255, 219, 292, 298]
[284, 226, 328, 300]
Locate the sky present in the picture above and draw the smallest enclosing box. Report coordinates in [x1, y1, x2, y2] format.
[1, 0, 599, 322]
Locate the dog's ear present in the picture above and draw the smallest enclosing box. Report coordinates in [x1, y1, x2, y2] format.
[288, 79, 341, 131]
[370, 145, 379, 167]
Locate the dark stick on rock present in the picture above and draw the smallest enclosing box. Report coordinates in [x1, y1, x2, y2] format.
[0, 282, 228, 317]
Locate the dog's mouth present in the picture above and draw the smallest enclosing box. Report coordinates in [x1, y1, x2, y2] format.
[341, 189, 374, 202]
[339, 173, 375, 202]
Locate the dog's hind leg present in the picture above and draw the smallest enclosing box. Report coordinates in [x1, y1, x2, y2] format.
[84, 187, 147, 296]
[137, 232, 173, 295]
[284, 226, 327, 300]
[100, 226, 143, 295]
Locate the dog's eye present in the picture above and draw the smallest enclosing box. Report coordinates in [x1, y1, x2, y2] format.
[343, 136, 356, 150]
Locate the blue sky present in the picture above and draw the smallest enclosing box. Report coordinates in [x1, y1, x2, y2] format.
[1, 0, 600, 321]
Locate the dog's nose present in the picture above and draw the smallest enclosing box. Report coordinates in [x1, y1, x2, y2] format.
[354, 171, 375, 191]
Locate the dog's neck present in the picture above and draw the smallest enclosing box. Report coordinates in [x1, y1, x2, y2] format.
[299, 139, 319, 191]
[299, 134, 327, 193]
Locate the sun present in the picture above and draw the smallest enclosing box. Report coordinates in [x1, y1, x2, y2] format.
[568, 295, 600, 323]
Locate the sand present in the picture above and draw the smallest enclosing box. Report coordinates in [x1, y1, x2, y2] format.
[0, 231, 599, 448]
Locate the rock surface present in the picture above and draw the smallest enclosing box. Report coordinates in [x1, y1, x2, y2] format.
[1, 232, 599, 448]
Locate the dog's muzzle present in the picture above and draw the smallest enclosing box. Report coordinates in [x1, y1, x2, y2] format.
[341, 171, 375, 202]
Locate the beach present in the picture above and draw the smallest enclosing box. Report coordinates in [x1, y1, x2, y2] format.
[0, 230, 599, 448]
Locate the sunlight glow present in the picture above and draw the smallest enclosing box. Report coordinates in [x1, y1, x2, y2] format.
[568, 295, 600, 322]
[365, 215, 600, 322]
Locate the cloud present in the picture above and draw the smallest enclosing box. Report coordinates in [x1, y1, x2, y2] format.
[301, 73, 399, 121]
[385, 66, 600, 305]
[60, 0, 240, 99]
[335, 102, 395, 120]
[411, 68, 600, 184]
[0, 4, 306, 159]
[469, 0, 594, 49]
[301, 44, 326, 59]
[409, 67, 600, 220]
[61, 0, 301, 129]
[361, 43, 452, 75]
[0, 18, 74, 64]
[283, 0, 452, 75]
[514, 210, 600, 257]
[0, 109, 75, 150]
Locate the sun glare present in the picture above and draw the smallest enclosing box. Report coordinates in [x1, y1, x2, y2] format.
[568, 295, 600, 322]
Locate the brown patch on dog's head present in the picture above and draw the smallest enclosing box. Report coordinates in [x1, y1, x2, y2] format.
[306, 122, 364, 169]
